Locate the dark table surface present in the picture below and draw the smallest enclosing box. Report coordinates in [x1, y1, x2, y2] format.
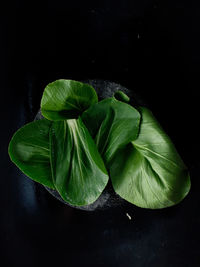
[1, 1, 200, 266]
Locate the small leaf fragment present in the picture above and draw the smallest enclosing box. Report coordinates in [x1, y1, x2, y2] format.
[114, 90, 130, 103]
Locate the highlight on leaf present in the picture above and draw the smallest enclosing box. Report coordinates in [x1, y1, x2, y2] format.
[41, 79, 98, 121]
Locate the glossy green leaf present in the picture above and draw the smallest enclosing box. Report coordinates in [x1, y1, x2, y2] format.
[8, 119, 55, 189]
[41, 79, 98, 121]
[110, 107, 191, 209]
[81, 97, 141, 165]
[50, 117, 109, 206]
[114, 90, 130, 103]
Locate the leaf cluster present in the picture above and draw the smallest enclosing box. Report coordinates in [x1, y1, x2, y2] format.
[8, 80, 191, 209]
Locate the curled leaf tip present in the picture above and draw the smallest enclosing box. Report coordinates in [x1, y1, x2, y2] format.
[114, 90, 130, 103]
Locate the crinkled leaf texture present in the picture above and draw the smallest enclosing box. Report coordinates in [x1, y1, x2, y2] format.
[41, 79, 98, 121]
[50, 117, 109, 206]
[81, 97, 141, 166]
[110, 107, 191, 209]
[8, 119, 55, 189]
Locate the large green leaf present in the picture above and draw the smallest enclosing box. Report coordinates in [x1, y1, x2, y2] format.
[81, 97, 141, 166]
[41, 79, 98, 121]
[110, 107, 191, 209]
[8, 119, 55, 189]
[50, 117, 109, 206]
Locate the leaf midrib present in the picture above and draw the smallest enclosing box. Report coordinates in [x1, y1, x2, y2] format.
[133, 142, 183, 169]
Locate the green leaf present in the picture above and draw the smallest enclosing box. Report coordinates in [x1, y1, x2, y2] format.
[81, 98, 141, 165]
[50, 117, 109, 206]
[8, 119, 55, 189]
[41, 79, 98, 121]
[114, 90, 130, 103]
[110, 107, 191, 209]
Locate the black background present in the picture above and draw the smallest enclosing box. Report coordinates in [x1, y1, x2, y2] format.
[1, 1, 200, 266]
